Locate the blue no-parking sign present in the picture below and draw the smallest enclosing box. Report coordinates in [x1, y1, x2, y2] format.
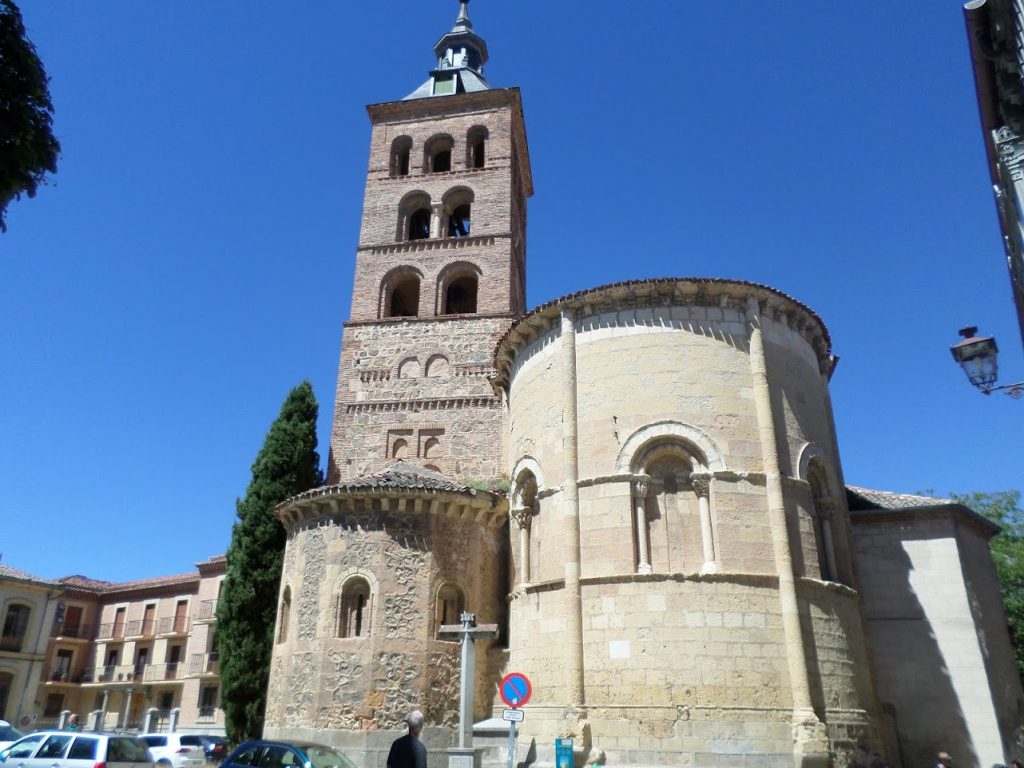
[499, 671, 532, 708]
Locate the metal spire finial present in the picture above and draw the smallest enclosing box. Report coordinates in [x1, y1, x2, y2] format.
[455, 0, 472, 29]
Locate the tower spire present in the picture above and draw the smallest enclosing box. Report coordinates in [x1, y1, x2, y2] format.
[404, 0, 490, 100]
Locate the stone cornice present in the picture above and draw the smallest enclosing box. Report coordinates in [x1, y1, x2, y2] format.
[493, 278, 831, 385]
[356, 233, 504, 257]
[276, 486, 508, 531]
[344, 313, 517, 329]
[342, 396, 501, 415]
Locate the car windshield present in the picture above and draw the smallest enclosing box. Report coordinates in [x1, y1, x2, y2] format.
[0, 725, 23, 741]
[302, 746, 357, 768]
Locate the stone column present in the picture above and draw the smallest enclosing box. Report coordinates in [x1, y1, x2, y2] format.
[745, 298, 827, 767]
[816, 498, 838, 583]
[430, 202, 445, 239]
[144, 707, 157, 733]
[123, 688, 134, 729]
[169, 708, 180, 733]
[510, 507, 533, 586]
[632, 478, 651, 574]
[58, 710, 70, 729]
[691, 473, 717, 573]
[100, 688, 110, 730]
[560, 309, 585, 708]
[89, 710, 103, 731]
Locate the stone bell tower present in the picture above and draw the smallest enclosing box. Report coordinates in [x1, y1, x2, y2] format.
[327, 0, 533, 485]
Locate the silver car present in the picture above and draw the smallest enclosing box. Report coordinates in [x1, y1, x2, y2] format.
[0, 731, 152, 768]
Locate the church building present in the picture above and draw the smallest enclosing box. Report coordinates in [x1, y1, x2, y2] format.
[263, 4, 1024, 768]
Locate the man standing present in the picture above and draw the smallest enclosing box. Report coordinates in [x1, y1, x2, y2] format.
[387, 710, 427, 768]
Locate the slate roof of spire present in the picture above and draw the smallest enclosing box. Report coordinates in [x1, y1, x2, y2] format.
[404, 0, 490, 100]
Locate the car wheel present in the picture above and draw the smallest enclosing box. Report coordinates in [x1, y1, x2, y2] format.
[158, 760, 172, 768]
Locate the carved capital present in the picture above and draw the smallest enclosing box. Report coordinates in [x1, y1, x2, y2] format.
[690, 473, 711, 499]
[632, 478, 649, 499]
[816, 498, 837, 520]
[509, 506, 534, 529]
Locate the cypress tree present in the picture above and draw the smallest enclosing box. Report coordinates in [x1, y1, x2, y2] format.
[217, 381, 323, 742]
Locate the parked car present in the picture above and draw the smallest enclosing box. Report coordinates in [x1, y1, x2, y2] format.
[220, 740, 357, 768]
[137, 735, 205, 768]
[0, 730, 152, 768]
[0, 722, 23, 753]
[194, 736, 227, 763]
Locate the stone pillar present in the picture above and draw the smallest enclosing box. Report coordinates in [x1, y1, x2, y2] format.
[691, 473, 717, 573]
[510, 507, 532, 586]
[816, 498, 838, 583]
[144, 707, 158, 733]
[746, 298, 828, 768]
[58, 710, 70, 729]
[430, 202, 445, 239]
[89, 710, 103, 731]
[559, 309, 585, 708]
[169, 708, 180, 733]
[123, 688, 134, 730]
[632, 478, 651, 574]
[100, 689, 110, 730]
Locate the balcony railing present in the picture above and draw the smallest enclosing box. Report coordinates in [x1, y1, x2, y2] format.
[141, 663, 183, 682]
[52, 623, 93, 640]
[87, 664, 139, 683]
[0, 635, 25, 652]
[156, 616, 189, 635]
[188, 652, 219, 675]
[125, 619, 155, 638]
[48, 665, 88, 683]
[196, 600, 217, 621]
[196, 707, 216, 722]
[97, 623, 125, 640]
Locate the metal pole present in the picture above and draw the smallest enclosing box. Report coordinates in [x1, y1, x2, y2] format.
[507, 717, 517, 768]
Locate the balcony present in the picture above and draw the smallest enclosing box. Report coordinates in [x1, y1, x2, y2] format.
[52, 623, 93, 640]
[47, 665, 88, 684]
[86, 664, 138, 683]
[188, 652, 219, 676]
[125, 619, 155, 638]
[196, 599, 217, 621]
[156, 616, 189, 635]
[141, 663, 183, 682]
[97, 623, 125, 641]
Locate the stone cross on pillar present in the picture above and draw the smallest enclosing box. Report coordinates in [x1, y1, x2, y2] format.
[438, 611, 499, 750]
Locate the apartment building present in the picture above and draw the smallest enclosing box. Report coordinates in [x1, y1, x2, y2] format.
[2, 556, 225, 735]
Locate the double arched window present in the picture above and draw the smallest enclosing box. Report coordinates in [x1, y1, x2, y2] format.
[338, 577, 372, 638]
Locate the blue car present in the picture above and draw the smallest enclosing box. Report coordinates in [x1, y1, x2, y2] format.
[220, 741, 356, 768]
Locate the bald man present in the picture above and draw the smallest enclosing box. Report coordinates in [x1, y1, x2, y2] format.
[387, 710, 427, 768]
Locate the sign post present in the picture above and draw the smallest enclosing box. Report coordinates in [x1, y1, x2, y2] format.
[499, 673, 532, 768]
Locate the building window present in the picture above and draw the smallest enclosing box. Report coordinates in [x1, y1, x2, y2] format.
[1, 604, 31, 652]
[448, 205, 471, 237]
[409, 208, 431, 240]
[382, 271, 422, 318]
[424, 134, 454, 173]
[442, 187, 474, 239]
[0, 671, 12, 719]
[43, 692, 64, 718]
[466, 126, 488, 169]
[277, 587, 291, 644]
[390, 136, 412, 177]
[198, 685, 218, 720]
[338, 578, 371, 638]
[398, 191, 433, 242]
[392, 438, 409, 459]
[435, 584, 465, 639]
[54, 649, 73, 680]
[444, 275, 478, 314]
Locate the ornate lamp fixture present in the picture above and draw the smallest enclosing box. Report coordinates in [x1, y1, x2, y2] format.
[950, 327, 1023, 397]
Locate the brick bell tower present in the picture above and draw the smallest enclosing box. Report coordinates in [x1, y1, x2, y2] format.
[327, 0, 532, 484]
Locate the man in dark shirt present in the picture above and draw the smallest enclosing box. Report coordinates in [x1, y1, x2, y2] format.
[387, 709, 427, 768]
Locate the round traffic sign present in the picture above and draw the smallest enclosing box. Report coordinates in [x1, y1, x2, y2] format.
[499, 672, 532, 708]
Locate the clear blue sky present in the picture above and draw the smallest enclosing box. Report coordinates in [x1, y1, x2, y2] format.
[2, 1, 1020, 582]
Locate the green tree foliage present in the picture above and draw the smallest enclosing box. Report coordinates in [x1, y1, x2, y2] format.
[217, 381, 323, 742]
[952, 490, 1024, 680]
[0, 0, 60, 232]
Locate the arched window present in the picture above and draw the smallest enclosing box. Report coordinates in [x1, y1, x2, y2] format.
[381, 269, 422, 318]
[445, 275, 478, 314]
[466, 126, 488, 169]
[397, 357, 421, 378]
[425, 354, 450, 377]
[443, 187, 474, 239]
[434, 583, 464, 639]
[338, 578, 371, 638]
[276, 587, 291, 644]
[424, 134, 454, 174]
[423, 437, 441, 459]
[631, 440, 715, 575]
[1, 604, 31, 653]
[392, 438, 409, 459]
[390, 136, 412, 177]
[398, 191, 432, 242]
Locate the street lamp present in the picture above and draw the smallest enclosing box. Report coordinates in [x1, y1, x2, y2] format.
[950, 326, 1024, 398]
